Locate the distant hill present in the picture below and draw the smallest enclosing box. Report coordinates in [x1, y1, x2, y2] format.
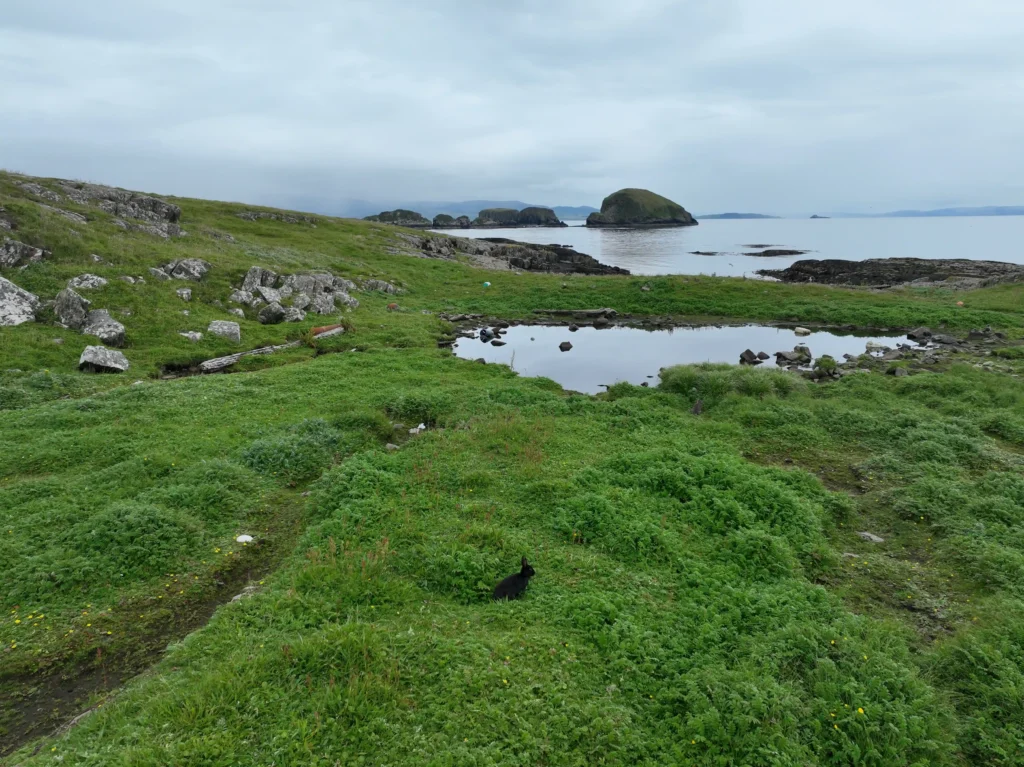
[880, 206, 1024, 218]
[337, 200, 598, 221]
[697, 212, 781, 220]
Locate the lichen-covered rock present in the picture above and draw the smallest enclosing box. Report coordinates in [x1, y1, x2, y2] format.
[241, 266, 279, 292]
[83, 309, 126, 347]
[40, 205, 88, 225]
[114, 218, 185, 238]
[148, 267, 171, 281]
[164, 259, 211, 281]
[333, 276, 357, 292]
[236, 211, 318, 225]
[0, 276, 40, 326]
[336, 292, 360, 309]
[586, 189, 697, 228]
[255, 285, 282, 304]
[0, 207, 15, 231]
[54, 288, 91, 330]
[258, 302, 286, 325]
[57, 182, 181, 223]
[283, 307, 306, 322]
[228, 308, 245, 318]
[180, 331, 203, 342]
[363, 279, 400, 294]
[177, 288, 192, 301]
[68, 274, 108, 290]
[292, 293, 311, 311]
[230, 289, 254, 305]
[79, 346, 130, 373]
[310, 293, 335, 315]
[16, 182, 62, 203]
[1, 238, 50, 268]
[207, 320, 241, 342]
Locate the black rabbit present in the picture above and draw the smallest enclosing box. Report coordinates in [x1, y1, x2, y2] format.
[493, 557, 536, 600]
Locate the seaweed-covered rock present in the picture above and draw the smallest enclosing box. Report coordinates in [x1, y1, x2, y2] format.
[586, 189, 697, 228]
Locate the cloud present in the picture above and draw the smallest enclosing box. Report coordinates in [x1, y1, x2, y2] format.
[1, 0, 1022, 214]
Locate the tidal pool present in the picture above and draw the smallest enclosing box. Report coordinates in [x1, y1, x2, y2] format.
[452, 324, 907, 394]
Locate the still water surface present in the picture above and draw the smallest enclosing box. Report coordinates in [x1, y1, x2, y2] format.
[453, 324, 906, 394]
[434, 216, 1024, 277]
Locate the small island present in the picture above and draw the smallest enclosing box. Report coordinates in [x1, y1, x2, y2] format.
[427, 206, 567, 229]
[809, 214, 830, 219]
[363, 209, 432, 228]
[432, 214, 472, 228]
[586, 188, 697, 228]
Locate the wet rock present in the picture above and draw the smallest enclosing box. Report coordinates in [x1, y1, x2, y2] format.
[857, 531, 885, 543]
[739, 349, 760, 365]
[79, 345, 130, 373]
[176, 288, 192, 302]
[1, 238, 50, 268]
[0, 276, 40, 326]
[208, 320, 241, 342]
[744, 249, 809, 257]
[931, 334, 958, 346]
[148, 267, 171, 281]
[83, 309, 126, 347]
[568, 324, 579, 332]
[491, 339, 507, 346]
[865, 341, 889, 353]
[559, 341, 573, 352]
[593, 317, 611, 328]
[180, 331, 203, 342]
[164, 258, 211, 281]
[258, 302, 286, 325]
[68, 274, 108, 290]
[54, 288, 91, 330]
[907, 327, 932, 341]
[794, 327, 811, 336]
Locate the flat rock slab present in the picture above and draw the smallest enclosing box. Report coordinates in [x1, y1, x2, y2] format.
[68, 274, 108, 290]
[83, 309, 126, 347]
[199, 340, 301, 373]
[79, 346, 130, 373]
[857, 531, 885, 543]
[207, 320, 241, 342]
[0, 275, 40, 326]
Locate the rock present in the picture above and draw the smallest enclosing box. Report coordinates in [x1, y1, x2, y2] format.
[176, 288, 192, 302]
[586, 188, 697, 228]
[258, 302, 286, 325]
[865, 341, 889, 352]
[1, 238, 50, 268]
[79, 346, 129, 373]
[559, 341, 573, 352]
[229, 289, 254, 305]
[756, 351, 770, 360]
[641, 284, 651, 292]
[794, 327, 811, 336]
[54, 288, 91, 329]
[363, 279, 400, 294]
[739, 349, 760, 365]
[180, 331, 203, 342]
[118, 276, 136, 284]
[60, 182, 181, 224]
[744, 249, 809, 257]
[775, 350, 803, 364]
[490, 339, 507, 346]
[291, 292, 312, 311]
[207, 320, 241, 342]
[568, 324, 579, 332]
[236, 210, 318, 225]
[310, 292, 336, 315]
[113, 218, 185, 238]
[164, 258, 211, 281]
[907, 327, 932, 341]
[857, 531, 885, 543]
[68, 274, 108, 290]
[386, 443, 400, 451]
[17, 182, 63, 203]
[255, 285, 282, 304]
[0, 208, 16, 231]
[758, 258, 1024, 289]
[283, 307, 306, 322]
[0, 276, 40, 326]
[148, 267, 171, 281]
[241, 266, 278, 292]
[83, 309, 126, 347]
[594, 317, 611, 328]
[931, 335, 958, 346]
[363, 209, 432, 227]
[53, 337, 64, 345]
[892, 367, 909, 377]
[228, 308, 245, 318]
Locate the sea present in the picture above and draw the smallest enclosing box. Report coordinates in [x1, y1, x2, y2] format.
[432, 216, 1024, 277]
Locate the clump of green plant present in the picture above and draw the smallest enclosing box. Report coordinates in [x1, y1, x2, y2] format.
[815, 354, 838, 374]
[994, 347, 1024, 359]
[659, 363, 805, 405]
[241, 419, 345, 483]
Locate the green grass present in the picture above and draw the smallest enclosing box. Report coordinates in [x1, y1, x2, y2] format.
[2, 172, 1024, 764]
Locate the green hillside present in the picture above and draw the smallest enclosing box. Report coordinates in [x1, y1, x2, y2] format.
[2, 171, 1024, 765]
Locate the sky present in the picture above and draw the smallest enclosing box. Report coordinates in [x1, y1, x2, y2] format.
[2, 0, 1023, 216]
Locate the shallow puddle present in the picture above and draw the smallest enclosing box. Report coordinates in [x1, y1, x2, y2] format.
[453, 324, 907, 394]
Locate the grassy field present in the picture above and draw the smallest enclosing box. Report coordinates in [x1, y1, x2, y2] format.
[2, 172, 1024, 765]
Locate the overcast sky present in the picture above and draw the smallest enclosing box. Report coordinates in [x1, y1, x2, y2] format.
[2, 0, 1022, 215]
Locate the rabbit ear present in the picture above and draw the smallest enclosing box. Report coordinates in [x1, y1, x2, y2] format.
[521, 556, 528, 567]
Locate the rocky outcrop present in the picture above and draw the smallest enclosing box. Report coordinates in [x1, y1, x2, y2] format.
[516, 207, 566, 227]
[230, 267, 359, 315]
[39, 204, 88, 225]
[472, 208, 520, 227]
[0, 276, 40, 326]
[79, 346, 130, 373]
[1, 238, 50, 268]
[176, 288, 192, 301]
[163, 259, 211, 281]
[82, 309, 126, 347]
[237, 211, 318, 225]
[0, 207, 15, 231]
[68, 274, 108, 290]
[757, 258, 1024, 289]
[241, 266, 278, 292]
[207, 320, 241, 342]
[469, 207, 566, 228]
[113, 219, 184, 238]
[54, 288, 91, 329]
[432, 214, 472, 228]
[363, 279, 400, 294]
[364, 209, 432, 227]
[49, 181, 186, 237]
[16, 182, 63, 203]
[586, 189, 697, 228]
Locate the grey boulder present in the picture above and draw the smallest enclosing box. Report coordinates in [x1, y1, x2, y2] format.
[283, 307, 306, 322]
[207, 320, 241, 342]
[228, 307, 245, 318]
[176, 288, 192, 301]
[54, 288, 91, 330]
[164, 258, 211, 281]
[229, 289, 254, 305]
[68, 274, 108, 290]
[258, 302, 286, 325]
[148, 267, 171, 281]
[0, 275, 40, 326]
[179, 331, 203, 342]
[241, 266, 279, 292]
[83, 309, 126, 347]
[363, 279, 400, 294]
[79, 345, 130, 373]
[1, 238, 50, 268]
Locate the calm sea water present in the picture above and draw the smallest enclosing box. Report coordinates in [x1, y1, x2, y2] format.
[433, 216, 1024, 277]
[453, 324, 905, 394]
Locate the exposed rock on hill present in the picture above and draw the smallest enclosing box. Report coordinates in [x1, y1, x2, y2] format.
[364, 209, 432, 227]
[236, 211, 318, 225]
[83, 309, 126, 347]
[0, 207, 15, 231]
[16, 182, 63, 203]
[0, 276, 40, 326]
[54, 288, 91, 330]
[230, 267, 360, 316]
[758, 258, 1024, 289]
[163, 259, 211, 281]
[68, 274, 108, 290]
[48, 181, 186, 237]
[586, 189, 697, 228]
[79, 346, 129, 373]
[1, 238, 50, 268]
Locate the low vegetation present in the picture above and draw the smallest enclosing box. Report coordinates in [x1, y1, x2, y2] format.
[2, 171, 1024, 764]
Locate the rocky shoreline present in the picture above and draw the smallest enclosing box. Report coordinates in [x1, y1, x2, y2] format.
[758, 257, 1024, 289]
